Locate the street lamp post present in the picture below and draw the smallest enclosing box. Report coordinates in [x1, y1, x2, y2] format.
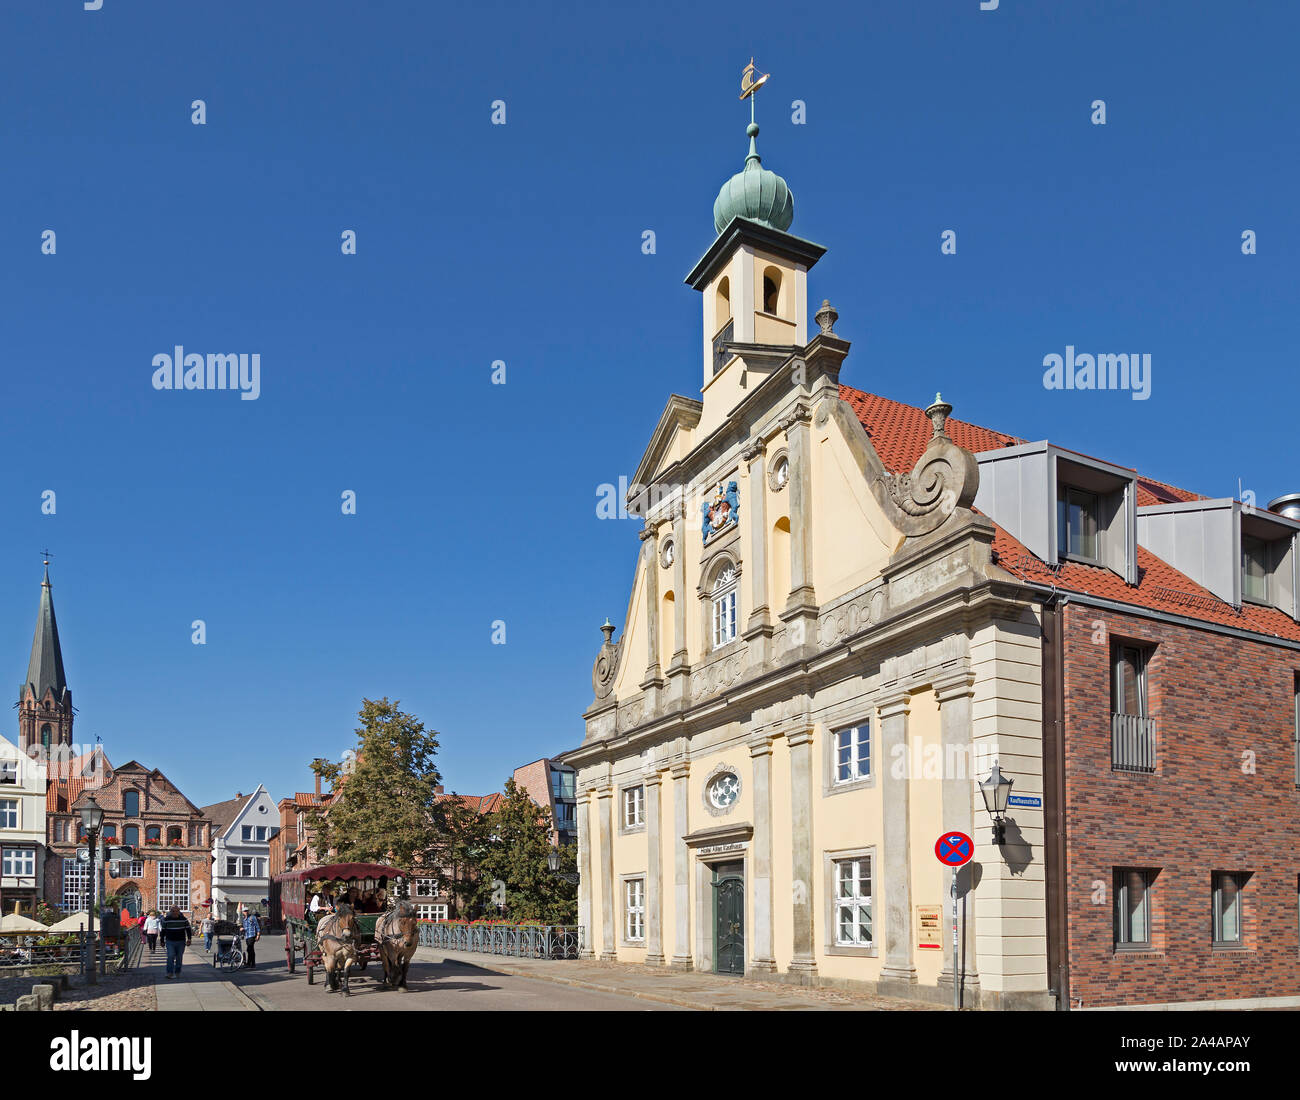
[79, 795, 105, 984]
[546, 847, 579, 886]
[978, 763, 1014, 846]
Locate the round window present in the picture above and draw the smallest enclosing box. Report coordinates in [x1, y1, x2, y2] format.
[707, 772, 740, 810]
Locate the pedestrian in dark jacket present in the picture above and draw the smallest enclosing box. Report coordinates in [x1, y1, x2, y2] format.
[160, 905, 192, 978]
[241, 910, 262, 969]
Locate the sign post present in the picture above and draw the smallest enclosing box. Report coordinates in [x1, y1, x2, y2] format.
[934, 830, 974, 1011]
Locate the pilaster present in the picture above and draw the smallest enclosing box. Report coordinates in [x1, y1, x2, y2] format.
[747, 733, 776, 972]
[878, 692, 917, 988]
[596, 785, 616, 961]
[934, 673, 980, 1000]
[669, 760, 693, 970]
[786, 726, 817, 977]
[643, 770, 665, 965]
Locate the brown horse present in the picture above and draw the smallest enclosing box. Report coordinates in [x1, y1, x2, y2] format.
[316, 904, 361, 996]
[375, 901, 419, 991]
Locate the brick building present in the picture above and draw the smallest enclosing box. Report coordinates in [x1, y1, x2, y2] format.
[46, 759, 213, 918]
[510, 758, 577, 848]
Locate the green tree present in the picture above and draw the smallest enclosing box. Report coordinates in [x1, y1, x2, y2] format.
[308, 698, 443, 871]
[479, 779, 577, 924]
[432, 795, 495, 919]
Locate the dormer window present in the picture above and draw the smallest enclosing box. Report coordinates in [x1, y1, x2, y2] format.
[1058, 488, 1100, 561]
[1242, 535, 1269, 603]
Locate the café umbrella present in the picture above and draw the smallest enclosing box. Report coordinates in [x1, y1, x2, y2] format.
[0, 913, 48, 933]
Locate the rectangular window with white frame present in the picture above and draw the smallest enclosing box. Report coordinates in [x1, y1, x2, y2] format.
[624, 877, 645, 942]
[62, 858, 90, 911]
[417, 903, 448, 921]
[833, 857, 872, 948]
[226, 857, 239, 877]
[415, 877, 438, 897]
[0, 799, 17, 830]
[0, 760, 17, 784]
[157, 861, 191, 913]
[623, 785, 645, 829]
[710, 566, 738, 649]
[834, 723, 870, 785]
[2, 847, 35, 877]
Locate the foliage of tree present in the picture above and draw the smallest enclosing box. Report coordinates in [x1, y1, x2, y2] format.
[478, 779, 577, 924]
[307, 698, 443, 871]
[431, 795, 496, 919]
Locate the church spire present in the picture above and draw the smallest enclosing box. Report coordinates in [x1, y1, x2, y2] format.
[26, 556, 67, 704]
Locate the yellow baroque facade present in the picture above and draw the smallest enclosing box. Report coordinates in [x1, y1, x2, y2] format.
[558, 122, 1051, 1009]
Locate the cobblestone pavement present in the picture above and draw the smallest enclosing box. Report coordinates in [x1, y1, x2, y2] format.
[0, 965, 156, 1012]
[421, 948, 945, 1011]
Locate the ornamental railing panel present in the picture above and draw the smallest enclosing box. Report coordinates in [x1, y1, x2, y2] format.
[1111, 711, 1156, 773]
[418, 922, 583, 959]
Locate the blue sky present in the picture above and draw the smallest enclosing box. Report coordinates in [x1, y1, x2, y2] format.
[0, 1, 1295, 807]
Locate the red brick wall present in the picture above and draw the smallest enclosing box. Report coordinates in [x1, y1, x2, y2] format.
[1062, 603, 1300, 1007]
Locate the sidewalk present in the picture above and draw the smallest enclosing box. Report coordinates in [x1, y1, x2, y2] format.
[414, 947, 942, 1011]
[142, 938, 260, 1012]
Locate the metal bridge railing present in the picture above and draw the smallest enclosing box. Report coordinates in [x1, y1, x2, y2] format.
[418, 922, 584, 959]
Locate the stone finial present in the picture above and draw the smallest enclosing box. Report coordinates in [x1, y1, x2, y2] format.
[814, 299, 838, 336]
[925, 392, 952, 439]
[600, 618, 616, 644]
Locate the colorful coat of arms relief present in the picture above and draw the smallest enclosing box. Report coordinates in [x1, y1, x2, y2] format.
[701, 481, 741, 541]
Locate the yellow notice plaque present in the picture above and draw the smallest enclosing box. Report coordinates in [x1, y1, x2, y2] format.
[916, 905, 942, 949]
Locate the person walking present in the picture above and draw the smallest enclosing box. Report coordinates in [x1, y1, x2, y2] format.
[160, 905, 192, 979]
[143, 910, 161, 953]
[201, 912, 214, 952]
[241, 908, 261, 969]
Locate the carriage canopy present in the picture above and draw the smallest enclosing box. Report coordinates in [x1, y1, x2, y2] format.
[271, 862, 407, 925]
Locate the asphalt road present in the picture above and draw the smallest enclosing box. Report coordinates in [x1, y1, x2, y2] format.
[223, 933, 682, 1011]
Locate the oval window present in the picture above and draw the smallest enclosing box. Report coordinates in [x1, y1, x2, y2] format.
[707, 773, 740, 810]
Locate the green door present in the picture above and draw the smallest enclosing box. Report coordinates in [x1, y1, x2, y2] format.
[713, 861, 745, 975]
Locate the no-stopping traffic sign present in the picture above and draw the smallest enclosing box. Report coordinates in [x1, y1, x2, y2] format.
[935, 831, 974, 867]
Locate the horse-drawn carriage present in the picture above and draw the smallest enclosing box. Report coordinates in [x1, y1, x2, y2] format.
[272, 862, 419, 995]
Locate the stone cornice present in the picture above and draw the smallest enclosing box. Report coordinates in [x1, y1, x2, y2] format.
[567, 576, 1037, 768]
[877, 694, 912, 718]
[785, 728, 815, 748]
[933, 671, 977, 702]
[669, 761, 691, 780]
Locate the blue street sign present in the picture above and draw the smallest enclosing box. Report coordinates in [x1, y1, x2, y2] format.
[1007, 795, 1042, 808]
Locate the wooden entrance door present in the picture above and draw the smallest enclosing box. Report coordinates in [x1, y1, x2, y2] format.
[712, 861, 744, 975]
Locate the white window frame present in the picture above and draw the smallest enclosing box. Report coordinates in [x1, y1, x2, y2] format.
[2, 847, 35, 877]
[240, 857, 254, 878]
[623, 877, 646, 943]
[0, 799, 17, 830]
[710, 566, 738, 649]
[415, 877, 439, 896]
[622, 785, 645, 830]
[157, 860, 191, 913]
[226, 857, 239, 877]
[0, 760, 17, 784]
[63, 858, 91, 911]
[833, 723, 870, 785]
[825, 853, 873, 953]
[126, 859, 144, 878]
[242, 825, 252, 842]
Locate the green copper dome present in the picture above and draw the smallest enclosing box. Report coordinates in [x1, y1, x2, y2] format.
[712, 123, 794, 235]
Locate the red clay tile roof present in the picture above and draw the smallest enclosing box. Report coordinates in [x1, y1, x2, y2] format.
[840, 385, 1299, 644]
[44, 749, 112, 813]
[437, 793, 503, 815]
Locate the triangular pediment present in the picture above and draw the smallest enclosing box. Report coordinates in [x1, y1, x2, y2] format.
[631, 394, 703, 497]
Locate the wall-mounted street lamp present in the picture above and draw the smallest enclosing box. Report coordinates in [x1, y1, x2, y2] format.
[78, 795, 105, 984]
[546, 847, 580, 885]
[979, 763, 1014, 846]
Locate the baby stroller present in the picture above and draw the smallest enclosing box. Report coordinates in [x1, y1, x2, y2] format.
[212, 920, 244, 970]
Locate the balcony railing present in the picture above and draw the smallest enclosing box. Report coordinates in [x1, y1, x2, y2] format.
[1111, 712, 1156, 773]
[418, 921, 583, 959]
[712, 319, 735, 375]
